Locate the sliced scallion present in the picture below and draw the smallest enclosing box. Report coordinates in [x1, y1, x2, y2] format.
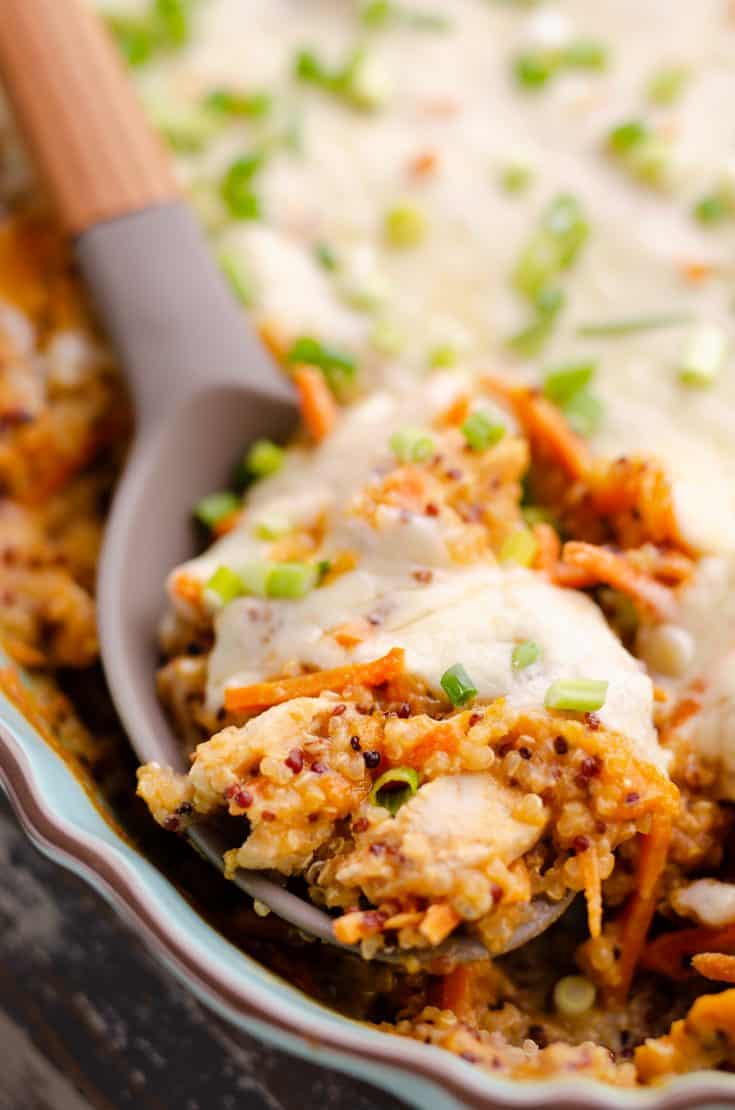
[544, 678, 608, 712]
[562, 389, 604, 438]
[384, 202, 428, 248]
[266, 562, 319, 599]
[286, 336, 357, 395]
[220, 153, 266, 220]
[254, 515, 291, 540]
[389, 426, 435, 463]
[205, 565, 245, 605]
[647, 66, 689, 107]
[499, 528, 538, 567]
[440, 663, 478, 707]
[238, 561, 272, 598]
[204, 87, 272, 118]
[677, 325, 727, 388]
[576, 311, 693, 337]
[461, 410, 506, 451]
[428, 343, 459, 368]
[554, 975, 596, 1016]
[542, 360, 596, 404]
[512, 640, 542, 670]
[369, 766, 420, 815]
[246, 439, 285, 479]
[194, 491, 240, 529]
[219, 251, 254, 306]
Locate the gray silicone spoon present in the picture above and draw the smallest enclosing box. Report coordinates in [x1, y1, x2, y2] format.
[0, 0, 574, 964]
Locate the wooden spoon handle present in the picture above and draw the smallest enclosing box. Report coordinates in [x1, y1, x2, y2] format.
[0, 0, 178, 235]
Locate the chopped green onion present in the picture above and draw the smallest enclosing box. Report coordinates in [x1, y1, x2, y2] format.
[440, 663, 478, 707]
[694, 191, 731, 225]
[246, 439, 285, 479]
[154, 0, 193, 48]
[220, 153, 266, 220]
[194, 491, 240, 529]
[513, 51, 559, 90]
[370, 319, 405, 356]
[499, 528, 538, 567]
[542, 360, 596, 404]
[514, 194, 588, 300]
[562, 389, 604, 437]
[219, 251, 254, 306]
[266, 562, 319, 599]
[562, 40, 609, 70]
[544, 678, 608, 712]
[361, 1, 449, 30]
[576, 311, 693, 337]
[677, 325, 727, 388]
[647, 65, 689, 107]
[389, 426, 435, 463]
[295, 45, 391, 111]
[286, 336, 357, 395]
[607, 118, 650, 155]
[369, 766, 420, 815]
[254, 515, 291, 540]
[151, 102, 222, 153]
[384, 203, 428, 248]
[522, 505, 555, 528]
[105, 15, 158, 67]
[205, 565, 245, 605]
[428, 343, 459, 368]
[204, 88, 272, 118]
[512, 640, 542, 670]
[499, 162, 534, 195]
[508, 287, 565, 357]
[314, 241, 339, 271]
[553, 975, 596, 1016]
[238, 561, 272, 598]
[461, 410, 506, 451]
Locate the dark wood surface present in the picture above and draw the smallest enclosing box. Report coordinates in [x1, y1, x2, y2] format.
[0, 792, 406, 1110]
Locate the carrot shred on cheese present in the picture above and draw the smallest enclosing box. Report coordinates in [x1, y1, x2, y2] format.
[172, 571, 203, 607]
[438, 963, 490, 1021]
[614, 813, 673, 999]
[561, 541, 676, 621]
[293, 365, 337, 442]
[483, 376, 591, 480]
[532, 521, 561, 576]
[409, 149, 439, 179]
[224, 647, 405, 712]
[212, 509, 243, 537]
[580, 848, 603, 939]
[643, 924, 735, 980]
[332, 618, 372, 648]
[692, 952, 735, 983]
[333, 910, 386, 945]
[257, 318, 288, 362]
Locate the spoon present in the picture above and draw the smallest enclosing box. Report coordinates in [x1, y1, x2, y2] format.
[0, 0, 574, 965]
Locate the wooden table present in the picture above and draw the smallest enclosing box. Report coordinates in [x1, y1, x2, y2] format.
[0, 793, 406, 1110]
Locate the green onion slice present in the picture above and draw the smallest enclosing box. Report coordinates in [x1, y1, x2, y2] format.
[461, 410, 506, 451]
[266, 562, 319, 599]
[194, 491, 240, 529]
[389, 426, 435, 463]
[576, 311, 693, 337]
[499, 528, 538, 567]
[544, 678, 608, 712]
[384, 203, 428, 248]
[677, 325, 727, 388]
[542, 360, 596, 404]
[512, 640, 542, 670]
[369, 766, 420, 815]
[246, 439, 285, 479]
[440, 663, 478, 707]
[205, 565, 245, 605]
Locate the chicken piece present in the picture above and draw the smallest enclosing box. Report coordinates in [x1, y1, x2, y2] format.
[335, 773, 548, 916]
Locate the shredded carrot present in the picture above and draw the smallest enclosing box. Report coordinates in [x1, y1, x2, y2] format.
[532, 521, 561, 576]
[483, 376, 591, 481]
[438, 963, 491, 1021]
[580, 848, 603, 940]
[382, 911, 425, 930]
[409, 149, 439, 179]
[293, 366, 337, 442]
[436, 393, 470, 429]
[2, 637, 46, 668]
[653, 685, 669, 703]
[614, 813, 673, 999]
[332, 618, 372, 648]
[402, 723, 460, 770]
[692, 952, 735, 984]
[679, 260, 714, 285]
[172, 571, 203, 607]
[320, 549, 358, 586]
[224, 647, 405, 713]
[419, 903, 461, 946]
[561, 541, 676, 621]
[643, 924, 735, 980]
[257, 318, 288, 362]
[212, 509, 243, 537]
